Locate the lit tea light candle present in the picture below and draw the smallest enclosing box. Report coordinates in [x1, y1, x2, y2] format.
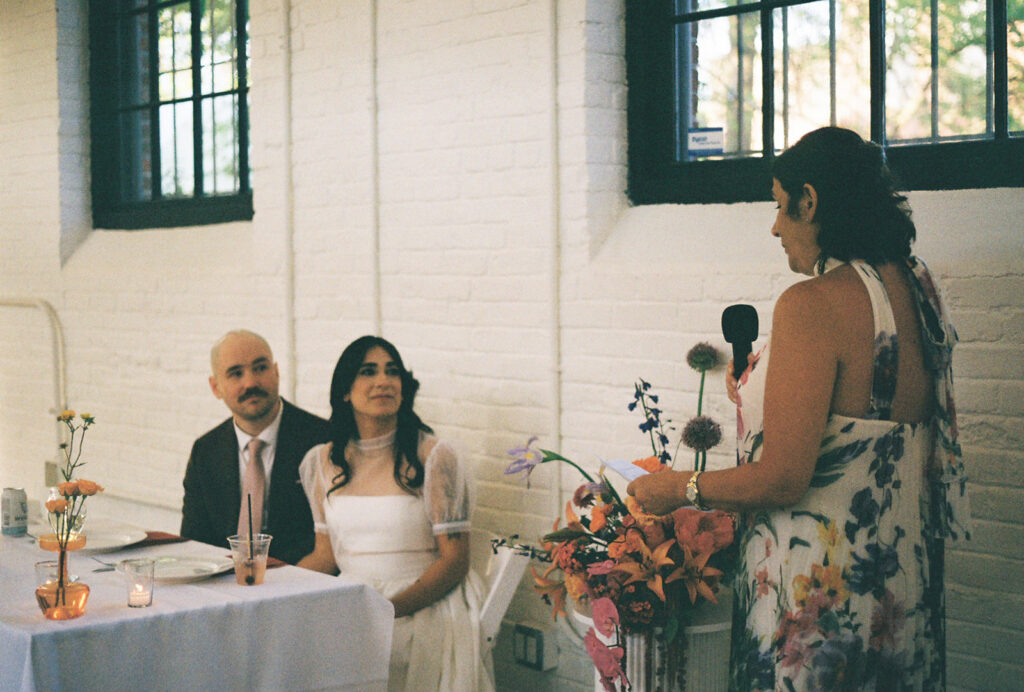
[128, 583, 152, 607]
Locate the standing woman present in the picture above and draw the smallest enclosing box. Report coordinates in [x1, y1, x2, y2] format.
[628, 127, 970, 690]
[298, 336, 492, 692]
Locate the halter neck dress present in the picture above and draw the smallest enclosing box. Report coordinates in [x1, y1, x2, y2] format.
[729, 259, 963, 691]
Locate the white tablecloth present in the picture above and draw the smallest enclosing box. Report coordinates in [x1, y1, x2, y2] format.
[0, 532, 394, 692]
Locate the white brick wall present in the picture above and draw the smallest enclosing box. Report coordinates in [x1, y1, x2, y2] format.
[2, 1, 1022, 690]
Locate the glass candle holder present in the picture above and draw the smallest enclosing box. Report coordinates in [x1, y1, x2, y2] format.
[121, 558, 155, 607]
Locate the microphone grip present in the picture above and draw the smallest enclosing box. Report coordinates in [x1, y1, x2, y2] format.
[732, 343, 752, 380]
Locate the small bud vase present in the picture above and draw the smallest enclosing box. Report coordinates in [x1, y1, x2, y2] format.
[35, 535, 90, 620]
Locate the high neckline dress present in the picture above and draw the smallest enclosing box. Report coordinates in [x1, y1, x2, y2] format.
[300, 430, 493, 692]
[729, 259, 964, 691]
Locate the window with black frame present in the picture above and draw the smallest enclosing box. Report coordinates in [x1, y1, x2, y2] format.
[90, 0, 251, 229]
[626, 0, 1024, 205]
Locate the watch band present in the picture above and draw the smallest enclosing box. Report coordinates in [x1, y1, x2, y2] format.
[687, 470, 710, 511]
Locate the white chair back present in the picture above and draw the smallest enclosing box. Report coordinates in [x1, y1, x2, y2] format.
[469, 528, 530, 650]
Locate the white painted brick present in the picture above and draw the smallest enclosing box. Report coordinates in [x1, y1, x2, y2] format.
[2, 1, 1022, 687]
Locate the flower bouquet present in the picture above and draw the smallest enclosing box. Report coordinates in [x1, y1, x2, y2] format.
[36, 410, 104, 620]
[504, 344, 737, 691]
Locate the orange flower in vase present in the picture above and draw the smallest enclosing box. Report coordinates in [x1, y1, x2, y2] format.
[36, 410, 104, 620]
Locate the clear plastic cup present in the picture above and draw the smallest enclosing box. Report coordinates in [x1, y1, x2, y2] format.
[227, 533, 272, 585]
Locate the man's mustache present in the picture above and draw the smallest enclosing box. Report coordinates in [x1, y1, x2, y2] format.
[239, 387, 268, 402]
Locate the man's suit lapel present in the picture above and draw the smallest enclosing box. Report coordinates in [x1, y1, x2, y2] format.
[213, 421, 242, 537]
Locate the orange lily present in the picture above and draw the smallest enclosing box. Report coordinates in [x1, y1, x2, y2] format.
[531, 564, 568, 620]
[610, 538, 676, 602]
[607, 526, 647, 560]
[590, 502, 613, 532]
[624, 495, 662, 527]
[632, 455, 667, 473]
[665, 545, 724, 605]
[564, 501, 585, 531]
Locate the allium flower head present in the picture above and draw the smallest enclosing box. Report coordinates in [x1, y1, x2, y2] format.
[686, 342, 721, 372]
[682, 415, 722, 452]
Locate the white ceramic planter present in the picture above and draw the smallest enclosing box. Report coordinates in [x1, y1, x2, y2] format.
[575, 588, 732, 692]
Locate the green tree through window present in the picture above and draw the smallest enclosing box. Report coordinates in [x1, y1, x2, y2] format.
[627, 0, 1024, 204]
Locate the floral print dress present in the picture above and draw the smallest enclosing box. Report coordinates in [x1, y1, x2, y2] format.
[729, 259, 968, 692]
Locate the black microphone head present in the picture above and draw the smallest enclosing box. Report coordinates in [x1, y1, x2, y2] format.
[722, 304, 759, 343]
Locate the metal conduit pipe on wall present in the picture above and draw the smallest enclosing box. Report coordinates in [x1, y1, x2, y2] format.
[0, 297, 68, 464]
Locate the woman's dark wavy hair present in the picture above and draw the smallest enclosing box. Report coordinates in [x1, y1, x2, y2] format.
[327, 335, 432, 496]
[773, 126, 917, 273]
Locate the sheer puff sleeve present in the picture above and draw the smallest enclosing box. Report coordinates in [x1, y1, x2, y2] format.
[420, 435, 472, 536]
[298, 443, 331, 534]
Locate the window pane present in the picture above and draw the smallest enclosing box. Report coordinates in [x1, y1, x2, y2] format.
[119, 109, 153, 201]
[674, 0, 743, 11]
[1011, 1, 1024, 134]
[202, 94, 240, 195]
[202, 0, 238, 94]
[773, 2, 871, 151]
[160, 101, 194, 197]
[158, 3, 192, 102]
[886, 0, 990, 142]
[678, 12, 763, 160]
[935, 1, 988, 138]
[119, 12, 150, 107]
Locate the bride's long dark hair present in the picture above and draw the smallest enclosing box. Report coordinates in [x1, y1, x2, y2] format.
[327, 336, 432, 495]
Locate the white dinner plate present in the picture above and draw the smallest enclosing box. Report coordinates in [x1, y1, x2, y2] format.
[125, 555, 234, 584]
[79, 527, 148, 554]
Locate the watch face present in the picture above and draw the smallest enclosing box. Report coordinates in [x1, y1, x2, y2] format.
[686, 483, 697, 502]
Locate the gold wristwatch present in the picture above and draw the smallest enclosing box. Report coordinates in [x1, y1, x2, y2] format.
[685, 471, 710, 511]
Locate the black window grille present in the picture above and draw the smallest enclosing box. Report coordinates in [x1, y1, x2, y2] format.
[627, 0, 1024, 205]
[90, 0, 252, 229]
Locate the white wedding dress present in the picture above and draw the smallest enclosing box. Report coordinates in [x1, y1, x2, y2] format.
[299, 431, 493, 692]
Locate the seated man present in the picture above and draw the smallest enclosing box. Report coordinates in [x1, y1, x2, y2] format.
[181, 330, 329, 564]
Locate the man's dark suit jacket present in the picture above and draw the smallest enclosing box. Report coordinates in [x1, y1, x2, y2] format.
[180, 399, 330, 565]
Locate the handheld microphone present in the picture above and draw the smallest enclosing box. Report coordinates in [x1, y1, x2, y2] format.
[722, 304, 759, 380]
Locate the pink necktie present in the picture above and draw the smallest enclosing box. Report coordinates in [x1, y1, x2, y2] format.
[238, 438, 266, 538]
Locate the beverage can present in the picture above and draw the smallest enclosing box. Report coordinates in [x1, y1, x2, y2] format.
[2, 487, 29, 536]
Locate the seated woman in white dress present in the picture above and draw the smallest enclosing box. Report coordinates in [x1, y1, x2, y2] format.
[297, 336, 493, 692]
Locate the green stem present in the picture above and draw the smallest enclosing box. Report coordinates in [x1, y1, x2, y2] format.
[696, 370, 706, 416]
[539, 451, 597, 484]
[639, 395, 658, 457]
[598, 472, 624, 507]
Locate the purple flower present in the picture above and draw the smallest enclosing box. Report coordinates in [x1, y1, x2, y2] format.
[573, 482, 609, 508]
[505, 436, 545, 485]
[682, 415, 722, 452]
[686, 342, 722, 372]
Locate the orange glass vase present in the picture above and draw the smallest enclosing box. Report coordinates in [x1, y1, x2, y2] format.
[35, 579, 90, 620]
[36, 534, 89, 620]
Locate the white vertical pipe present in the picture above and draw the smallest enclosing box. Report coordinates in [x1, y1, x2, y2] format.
[546, 0, 563, 524]
[370, 0, 383, 335]
[0, 298, 68, 460]
[282, 0, 297, 399]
